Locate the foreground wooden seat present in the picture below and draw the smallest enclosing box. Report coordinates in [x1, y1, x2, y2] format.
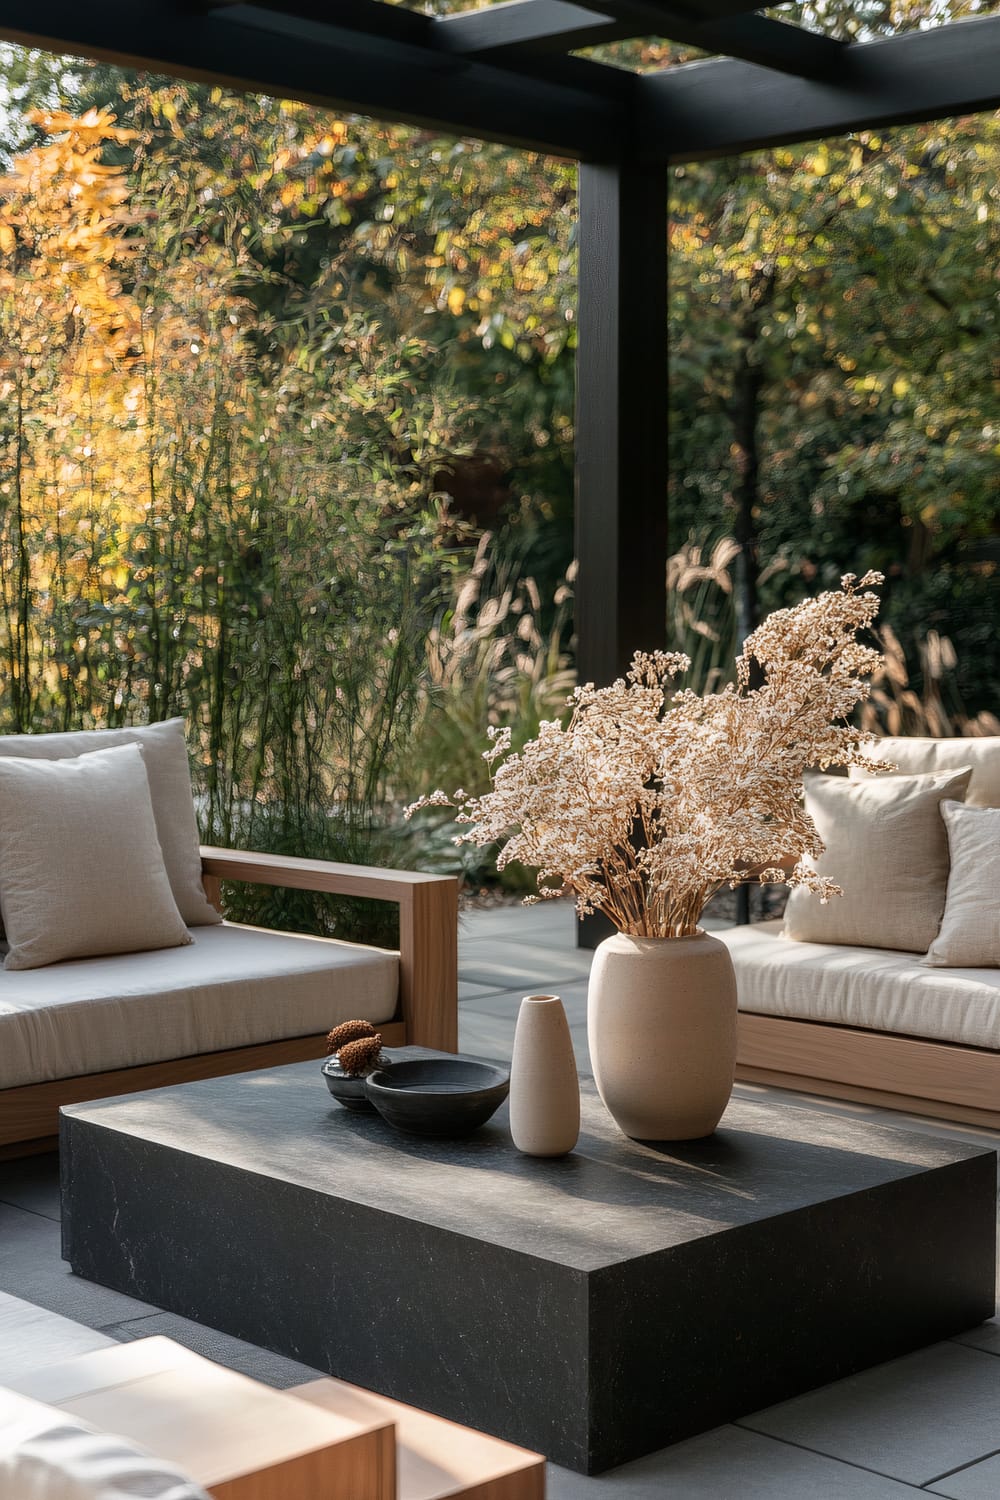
[5, 1334, 545, 1500]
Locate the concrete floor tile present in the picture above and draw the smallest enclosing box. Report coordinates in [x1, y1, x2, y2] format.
[104, 1312, 321, 1389]
[457, 1013, 515, 1062]
[0, 1202, 157, 1328]
[0, 1152, 61, 1222]
[927, 1453, 1000, 1498]
[951, 1318, 1000, 1356]
[458, 979, 508, 1002]
[462, 981, 589, 1020]
[741, 1342, 1000, 1486]
[458, 959, 592, 989]
[460, 992, 522, 1019]
[459, 901, 576, 938]
[547, 1424, 924, 1498]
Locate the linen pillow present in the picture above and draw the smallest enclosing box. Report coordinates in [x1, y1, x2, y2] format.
[922, 800, 1000, 968]
[0, 1389, 210, 1499]
[0, 719, 219, 926]
[0, 744, 192, 971]
[783, 766, 972, 953]
[850, 735, 1000, 809]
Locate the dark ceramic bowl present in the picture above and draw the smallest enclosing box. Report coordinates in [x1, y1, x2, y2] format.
[322, 1053, 396, 1112]
[364, 1057, 510, 1137]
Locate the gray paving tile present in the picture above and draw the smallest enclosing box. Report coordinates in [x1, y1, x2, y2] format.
[0, 1152, 61, 1222]
[547, 1424, 924, 1498]
[952, 1318, 1000, 1356]
[459, 901, 576, 938]
[457, 1012, 515, 1062]
[458, 979, 508, 1002]
[0, 1202, 157, 1328]
[458, 959, 592, 989]
[463, 980, 589, 1020]
[104, 1312, 322, 1389]
[740, 1342, 1000, 1486]
[928, 1453, 1000, 1499]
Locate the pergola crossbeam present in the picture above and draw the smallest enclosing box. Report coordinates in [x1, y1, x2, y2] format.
[434, 0, 843, 80]
[0, 0, 627, 158]
[639, 13, 1000, 161]
[433, 0, 621, 56]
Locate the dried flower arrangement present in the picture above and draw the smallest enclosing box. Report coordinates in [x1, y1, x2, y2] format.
[407, 573, 891, 938]
[326, 1019, 385, 1076]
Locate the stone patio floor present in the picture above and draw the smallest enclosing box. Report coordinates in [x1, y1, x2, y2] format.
[1, 900, 997, 1498]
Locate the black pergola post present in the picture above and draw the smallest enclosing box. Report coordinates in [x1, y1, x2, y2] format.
[575, 159, 668, 949]
[575, 159, 669, 690]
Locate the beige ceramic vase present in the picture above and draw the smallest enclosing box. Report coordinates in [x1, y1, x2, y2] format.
[587, 930, 738, 1141]
[509, 994, 580, 1156]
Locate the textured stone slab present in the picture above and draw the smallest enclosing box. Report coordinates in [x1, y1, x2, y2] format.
[61, 1058, 996, 1473]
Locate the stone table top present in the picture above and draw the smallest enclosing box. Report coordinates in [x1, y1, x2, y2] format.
[63, 1053, 996, 1275]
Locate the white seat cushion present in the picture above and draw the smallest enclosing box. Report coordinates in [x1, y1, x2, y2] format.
[0, 1388, 211, 1500]
[0, 924, 397, 1089]
[0, 1386, 211, 1494]
[718, 920, 1000, 1050]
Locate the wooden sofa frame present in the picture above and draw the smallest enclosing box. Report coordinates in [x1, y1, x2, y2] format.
[737, 1012, 1000, 1131]
[0, 847, 458, 1156]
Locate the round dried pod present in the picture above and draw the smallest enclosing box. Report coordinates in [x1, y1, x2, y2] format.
[337, 1034, 384, 1077]
[325, 1018, 378, 1055]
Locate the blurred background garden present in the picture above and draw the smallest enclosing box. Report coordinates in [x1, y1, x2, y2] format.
[0, 11, 997, 935]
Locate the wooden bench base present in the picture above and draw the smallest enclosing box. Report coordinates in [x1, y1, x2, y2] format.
[737, 1011, 1000, 1130]
[0, 1023, 405, 1155]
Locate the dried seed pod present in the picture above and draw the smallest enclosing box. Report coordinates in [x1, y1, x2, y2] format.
[326, 1018, 378, 1055]
[337, 1034, 384, 1077]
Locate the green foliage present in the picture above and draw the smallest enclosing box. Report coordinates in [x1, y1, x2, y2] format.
[0, 31, 996, 949]
[668, 116, 1000, 713]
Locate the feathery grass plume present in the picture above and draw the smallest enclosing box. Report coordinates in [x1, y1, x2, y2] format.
[861, 625, 1000, 739]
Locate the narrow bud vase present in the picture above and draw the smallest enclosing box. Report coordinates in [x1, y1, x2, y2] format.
[509, 994, 580, 1156]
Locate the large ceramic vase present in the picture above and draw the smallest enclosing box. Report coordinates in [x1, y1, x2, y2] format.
[587, 930, 738, 1141]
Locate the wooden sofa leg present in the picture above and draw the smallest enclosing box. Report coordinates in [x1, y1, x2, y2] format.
[398, 879, 458, 1052]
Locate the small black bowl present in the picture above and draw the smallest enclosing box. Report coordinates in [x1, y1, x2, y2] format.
[322, 1052, 396, 1112]
[364, 1057, 510, 1138]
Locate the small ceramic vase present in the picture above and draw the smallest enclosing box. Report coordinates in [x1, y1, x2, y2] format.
[509, 994, 580, 1156]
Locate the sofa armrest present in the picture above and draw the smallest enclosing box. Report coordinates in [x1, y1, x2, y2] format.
[200, 847, 458, 1052]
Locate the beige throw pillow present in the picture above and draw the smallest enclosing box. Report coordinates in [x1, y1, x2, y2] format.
[922, 801, 1000, 968]
[0, 744, 192, 970]
[0, 718, 220, 925]
[783, 767, 972, 953]
[850, 736, 1000, 809]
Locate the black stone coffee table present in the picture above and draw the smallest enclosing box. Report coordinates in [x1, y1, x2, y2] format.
[61, 1055, 997, 1473]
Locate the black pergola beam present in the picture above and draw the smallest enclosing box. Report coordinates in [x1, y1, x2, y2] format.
[201, 0, 432, 49]
[433, 0, 623, 56]
[639, 13, 1000, 161]
[435, 0, 842, 81]
[0, 0, 626, 159]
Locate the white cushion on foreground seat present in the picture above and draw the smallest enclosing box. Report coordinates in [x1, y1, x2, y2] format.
[0, 1388, 210, 1500]
[0, 922, 397, 1089]
[719, 919, 1000, 1050]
